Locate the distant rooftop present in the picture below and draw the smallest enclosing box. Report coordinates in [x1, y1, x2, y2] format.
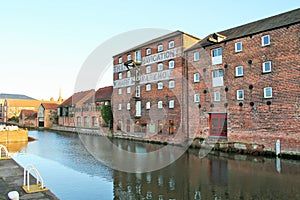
[0, 93, 36, 100]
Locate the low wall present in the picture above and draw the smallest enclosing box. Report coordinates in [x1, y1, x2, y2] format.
[0, 129, 28, 142]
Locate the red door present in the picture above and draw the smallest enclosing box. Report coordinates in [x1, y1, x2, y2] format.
[210, 113, 227, 137]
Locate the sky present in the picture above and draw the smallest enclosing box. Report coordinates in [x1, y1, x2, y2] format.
[0, 1, 298, 100]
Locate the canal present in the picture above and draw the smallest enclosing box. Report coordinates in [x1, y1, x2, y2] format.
[9, 130, 300, 199]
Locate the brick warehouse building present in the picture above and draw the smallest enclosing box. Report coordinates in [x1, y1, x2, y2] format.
[185, 8, 300, 152]
[112, 31, 199, 142]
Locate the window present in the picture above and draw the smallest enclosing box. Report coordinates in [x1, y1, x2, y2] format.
[169, 100, 174, 108]
[158, 44, 163, 52]
[127, 103, 130, 110]
[127, 71, 131, 78]
[158, 101, 163, 109]
[146, 48, 151, 55]
[262, 35, 270, 46]
[194, 73, 200, 82]
[235, 42, 242, 52]
[212, 69, 224, 87]
[169, 60, 175, 69]
[194, 94, 200, 102]
[146, 84, 151, 91]
[118, 57, 122, 64]
[146, 66, 151, 73]
[127, 54, 132, 61]
[214, 91, 220, 101]
[212, 47, 222, 65]
[136, 101, 141, 117]
[235, 66, 243, 77]
[118, 88, 122, 95]
[127, 87, 131, 94]
[146, 102, 151, 109]
[136, 68, 140, 81]
[169, 80, 175, 88]
[118, 103, 122, 110]
[135, 50, 141, 63]
[136, 86, 140, 97]
[158, 82, 163, 90]
[263, 61, 272, 73]
[264, 87, 272, 98]
[236, 90, 244, 100]
[169, 41, 174, 49]
[158, 63, 163, 71]
[194, 52, 200, 61]
[118, 73, 122, 80]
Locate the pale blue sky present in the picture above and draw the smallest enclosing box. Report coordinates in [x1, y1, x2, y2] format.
[0, 1, 298, 100]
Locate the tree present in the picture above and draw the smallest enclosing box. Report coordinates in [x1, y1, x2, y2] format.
[100, 103, 113, 127]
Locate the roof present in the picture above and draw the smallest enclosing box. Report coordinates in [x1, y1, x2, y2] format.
[85, 86, 113, 103]
[19, 109, 37, 119]
[0, 93, 36, 100]
[41, 103, 59, 110]
[5, 99, 41, 109]
[59, 90, 95, 107]
[186, 8, 300, 51]
[114, 30, 199, 57]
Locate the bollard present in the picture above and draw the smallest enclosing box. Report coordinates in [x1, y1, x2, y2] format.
[8, 191, 19, 200]
[276, 139, 280, 157]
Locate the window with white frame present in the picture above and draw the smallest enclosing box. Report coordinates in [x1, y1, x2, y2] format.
[264, 87, 272, 98]
[212, 47, 222, 65]
[158, 44, 163, 52]
[169, 80, 175, 88]
[136, 68, 140, 81]
[146, 66, 151, 73]
[194, 73, 200, 82]
[263, 61, 272, 73]
[169, 60, 175, 69]
[236, 90, 244, 100]
[194, 52, 200, 61]
[235, 42, 242, 52]
[118, 73, 122, 80]
[214, 91, 221, 101]
[118, 57, 122, 64]
[127, 54, 132, 61]
[169, 100, 174, 108]
[194, 94, 200, 102]
[158, 82, 163, 90]
[158, 63, 163, 71]
[235, 66, 243, 77]
[169, 41, 174, 49]
[127, 103, 130, 110]
[146, 102, 151, 109]
[146, 84, 151, 91]
[146, 48, 151, 55]
[127, 87, 131, 94]
[136, 101, 141, 116]
[136, 86, 140, 97]
[212, 69, 224, 87]
[158, 101, 163, 109]
[135, 50, 141, 63]
[262, 35, 270, 46]
[127, 71, 131, 78]
[118, 103, 122, 110]
[118, 88, 122, 95]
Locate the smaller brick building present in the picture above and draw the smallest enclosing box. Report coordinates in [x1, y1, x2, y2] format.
[37, 103, 59, 127]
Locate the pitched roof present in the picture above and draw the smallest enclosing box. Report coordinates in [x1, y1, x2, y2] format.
[59, 90, 95, 107]
[186, 8, 300, 51]
[114, 30, 199, 57]
[5, 99, 41, 109]
[19, 109, 37, 119]
[41, 103, 59, 110]
[0, 93, 36, 100]
[85, 86, 113, 103]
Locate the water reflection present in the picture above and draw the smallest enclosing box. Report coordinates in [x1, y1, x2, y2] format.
[9, 131, 300, 200]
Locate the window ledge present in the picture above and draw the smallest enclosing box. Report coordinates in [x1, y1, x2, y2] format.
[235, 75, 244, 78]
[261, 44, 271, 48]
[262, 71, 272, 74]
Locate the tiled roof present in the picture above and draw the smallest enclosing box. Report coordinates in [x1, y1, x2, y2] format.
[5, 99, 41, 109]
[114, 30, 199, 57]
[186, 8, 300, 51]
[85, 86, 113, 103]
[41, 103, 59, 110]
[0, 93, 36, 100]
[19, 109, 37, 119]
[59, 90, 95, 107]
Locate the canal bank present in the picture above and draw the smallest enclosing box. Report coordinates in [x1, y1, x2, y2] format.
[0, 158, 59, 200]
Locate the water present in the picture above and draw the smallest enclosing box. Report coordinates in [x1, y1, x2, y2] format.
[10, 130, 300, 199]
